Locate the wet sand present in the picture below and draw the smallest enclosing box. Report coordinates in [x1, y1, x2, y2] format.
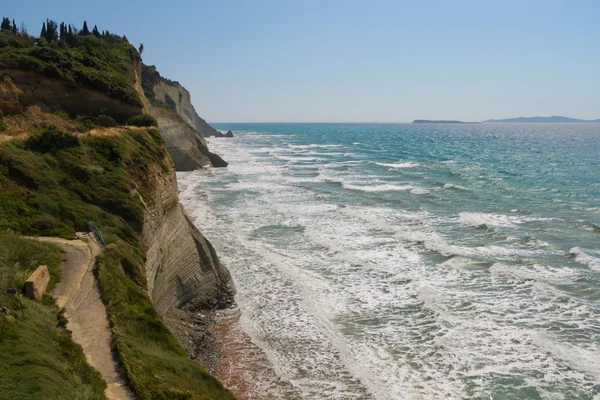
[214, 309, 301, 400]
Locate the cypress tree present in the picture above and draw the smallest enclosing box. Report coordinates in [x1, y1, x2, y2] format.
[46, 19, 59, 41]
[92, 24, 100, 37]
[1, 17, 11, 32]
[82, 20, 89, 35]
[12, 18, 17, 34]
[40, 22, 47, 39]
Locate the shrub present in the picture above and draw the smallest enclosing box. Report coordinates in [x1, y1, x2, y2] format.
[25, 125, 79, 152]
[95, 114, 118, 127]
[31, 215, 54, 233]
[127, 114, 158, 127]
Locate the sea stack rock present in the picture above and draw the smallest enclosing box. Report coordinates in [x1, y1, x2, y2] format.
[224, 130, 234, 137]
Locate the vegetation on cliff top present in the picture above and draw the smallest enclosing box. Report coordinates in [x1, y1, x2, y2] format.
[0, 17, 141, 106]
[0, 233, 106, 399]
[0, 125, 234, 399]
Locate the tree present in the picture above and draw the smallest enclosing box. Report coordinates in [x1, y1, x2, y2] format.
[20, 21, 27, 35]
[92, 24, 100, 37]
[45, 19, 59, 41]
[138, 43, 144, 55]
[1, 17, 11, 32]
[81, 20, 89, 35]
[59, 22, 66, 39]
[12, 19, 18, 34]
[40, 22, 47, 39]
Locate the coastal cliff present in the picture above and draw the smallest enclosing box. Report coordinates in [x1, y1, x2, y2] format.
[0, 22, 235, 399]
[142, 65, 219, 137]
[143, 150, 234, 315]
[142, 64, 227, 170]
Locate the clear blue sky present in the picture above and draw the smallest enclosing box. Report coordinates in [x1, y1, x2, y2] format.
[4, 0, 600, 122]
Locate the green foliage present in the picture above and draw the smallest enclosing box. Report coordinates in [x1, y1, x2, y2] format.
[0, 128, 234, 399]
[0, 233, 106, 399]
[25, 125, 80, 153]
[96, 243, 235, 400]
[1, 18, 11, 32]
[0, 119, 6, 132]
[127, 114, 158, 127]
[82, 21, 90, 36]
[0, 29, 142, 107]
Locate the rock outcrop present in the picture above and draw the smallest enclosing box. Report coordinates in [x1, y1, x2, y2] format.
[0, 77, 23, 116]
[142, 153, 234, 316]
[142, 65, 219, 137]
[142, 65, 227, 170]
[24, 265, 50, 300]
[224, 130, 234, 138]
[0, 70, 143, 121]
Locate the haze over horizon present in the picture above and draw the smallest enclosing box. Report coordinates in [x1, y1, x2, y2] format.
[5, 0, 600, 123]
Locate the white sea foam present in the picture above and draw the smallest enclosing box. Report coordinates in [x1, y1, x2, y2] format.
[342, 183, 415, 192]
[459, 212, 517, 228]
[569, 247, 600, 271]
[373, 161, 420, 168]
[410, 188, 430, 195]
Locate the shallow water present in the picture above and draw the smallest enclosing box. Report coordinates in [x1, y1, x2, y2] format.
[179, 123, 600, 399]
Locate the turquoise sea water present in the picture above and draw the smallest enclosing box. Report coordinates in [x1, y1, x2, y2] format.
[179, 123, 600, 399]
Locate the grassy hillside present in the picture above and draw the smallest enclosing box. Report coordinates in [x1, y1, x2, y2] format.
[0, 233, 106, 399]
[0, 125, 234, 399]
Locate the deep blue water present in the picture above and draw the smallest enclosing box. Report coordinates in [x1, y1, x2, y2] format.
[180, 123, 600, 399]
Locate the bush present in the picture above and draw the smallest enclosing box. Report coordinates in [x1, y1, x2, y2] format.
[95, 114, 118, 127]
[127, 114, 158, 127]
[25, 126, 79, 153]
[31, 215, 54, 233]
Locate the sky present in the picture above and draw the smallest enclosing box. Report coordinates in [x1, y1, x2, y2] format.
[4, 0, 600, 122]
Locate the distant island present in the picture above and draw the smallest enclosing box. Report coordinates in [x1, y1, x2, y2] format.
[413, 120, 480, 124]
[484, 116, 600, 123]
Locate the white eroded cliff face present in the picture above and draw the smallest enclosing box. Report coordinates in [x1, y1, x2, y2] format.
[142, 157, 234, 316]
[148, 70, 219, 138]
[143, 65, 227, 170]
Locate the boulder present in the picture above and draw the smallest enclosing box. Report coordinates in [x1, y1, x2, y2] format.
[207, 152, 228, 168]
[24, 265, 50, 300]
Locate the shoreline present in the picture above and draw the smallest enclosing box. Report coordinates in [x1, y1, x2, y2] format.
[212, 308, 302, 399]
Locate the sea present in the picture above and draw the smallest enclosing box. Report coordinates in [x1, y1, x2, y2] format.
[177, 123, 600, 400]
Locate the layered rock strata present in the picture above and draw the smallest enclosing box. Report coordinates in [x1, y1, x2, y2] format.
[142, 154, 234, 316]
[0, 69, 143, 121]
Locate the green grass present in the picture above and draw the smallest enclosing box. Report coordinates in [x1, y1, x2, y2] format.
[0, 233, 106, 399]
[0, 30, 141, 107]
[96, 244, 235, 400]
[0, 127, 235, 399]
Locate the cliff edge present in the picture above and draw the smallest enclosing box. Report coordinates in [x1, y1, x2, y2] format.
[142, 64, 227, 170]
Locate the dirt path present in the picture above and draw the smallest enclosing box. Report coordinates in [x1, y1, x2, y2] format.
[39, 234, 135, 400]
